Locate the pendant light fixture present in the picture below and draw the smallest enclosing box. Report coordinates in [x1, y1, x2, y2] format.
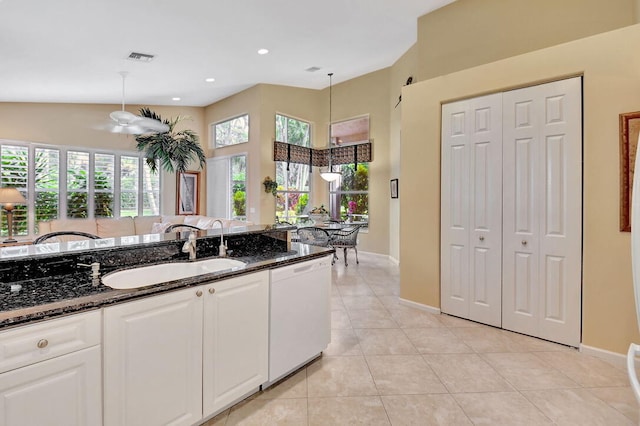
[320, 73, 342, 182]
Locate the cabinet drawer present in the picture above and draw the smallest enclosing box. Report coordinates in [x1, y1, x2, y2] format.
[0, 310, 101, 373]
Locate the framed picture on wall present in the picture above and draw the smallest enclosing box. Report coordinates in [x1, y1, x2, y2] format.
[620, 111, 640, 231]
[177, 171, 200, 215]
[390, 178, 399, 199]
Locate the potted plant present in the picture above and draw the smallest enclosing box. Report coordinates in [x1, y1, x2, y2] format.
[135, 108, 206, 174]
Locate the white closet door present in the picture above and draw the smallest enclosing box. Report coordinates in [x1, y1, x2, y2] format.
[441, 94, 503, 327]
[502, 77, 582, 346]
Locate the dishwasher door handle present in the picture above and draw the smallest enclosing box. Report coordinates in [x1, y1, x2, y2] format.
[293, 264, 314, 274]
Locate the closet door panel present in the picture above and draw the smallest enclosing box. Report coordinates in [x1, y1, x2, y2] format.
[441, 94, 502, 326]
[503, 77, 582, 346]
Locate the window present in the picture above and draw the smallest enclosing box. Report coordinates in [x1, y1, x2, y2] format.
[275, 114, 311, 223]
[212, 114, 249, 148]
[328, 116, 370, 226]
[329, 163, 369, 227]
[0, 140, 161, 238]
[206, 154, 247, 220]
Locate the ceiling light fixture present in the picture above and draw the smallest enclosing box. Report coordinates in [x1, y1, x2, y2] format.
[205, 78, 215, 83]
[320, 73, 342, 183]
[257, 48, 269, 55]
[172, 97, 181, 101]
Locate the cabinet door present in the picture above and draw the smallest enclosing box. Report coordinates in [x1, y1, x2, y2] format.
[0, 346, 102, 426]
[202, 271, 269, 417]
[103, 287, 204, 426]
[441, 93, 503, 327]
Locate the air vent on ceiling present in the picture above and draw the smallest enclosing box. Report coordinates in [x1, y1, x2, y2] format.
[305, 66, 321, 72]
[127, 52, 155, 62]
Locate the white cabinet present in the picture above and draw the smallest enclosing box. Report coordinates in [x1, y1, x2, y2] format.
[202, 271, 269, 416]
[0, 311, 102, 426]
[103, 271, 270, 425]
[103, 286, 204, 426]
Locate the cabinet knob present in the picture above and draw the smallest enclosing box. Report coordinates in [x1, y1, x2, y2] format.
[522, 240, 528, 246]
[196, 290, 203, 297]
[479, 235, 484, 241]
[37, 339, 48, 349]
[208, 288, 215, 294]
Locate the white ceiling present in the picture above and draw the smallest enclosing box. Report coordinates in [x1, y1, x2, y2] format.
[0, 0, 454, 107]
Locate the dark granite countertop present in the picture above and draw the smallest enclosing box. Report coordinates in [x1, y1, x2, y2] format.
[0, 242, 333, 330]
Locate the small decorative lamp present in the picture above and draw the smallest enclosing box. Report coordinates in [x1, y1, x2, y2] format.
[0, 188, 26, 243]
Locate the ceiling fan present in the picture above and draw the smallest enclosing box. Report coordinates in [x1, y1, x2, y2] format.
[106, 72, 169, 135]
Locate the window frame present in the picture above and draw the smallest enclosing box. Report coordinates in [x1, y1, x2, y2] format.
[275, 113, 313, 224]
[211, 113, 250, 149]
[0, 139, 161, 238]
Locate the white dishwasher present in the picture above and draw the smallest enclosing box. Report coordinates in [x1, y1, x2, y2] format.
[266, 255, 332, 386]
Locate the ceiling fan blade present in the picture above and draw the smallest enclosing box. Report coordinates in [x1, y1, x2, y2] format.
[138, 117, 169, 133]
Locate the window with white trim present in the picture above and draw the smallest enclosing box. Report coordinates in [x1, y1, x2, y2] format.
[206, 154, 247, 220]
[212, 114, 249, 148]
[275, 114, 311, 223]
[0, 140, 160, 238]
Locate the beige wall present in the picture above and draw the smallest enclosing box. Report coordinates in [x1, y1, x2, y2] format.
[417, 0, 636, 82]
[0, 103, 206, 216]
[205, 76, 392, 255]
[401, 23, 640, 354]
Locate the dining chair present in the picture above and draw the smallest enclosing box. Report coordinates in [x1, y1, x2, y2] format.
[296, 227, 331, 247]
[33, 231, 101, 244]
[329, 225, 360, 266]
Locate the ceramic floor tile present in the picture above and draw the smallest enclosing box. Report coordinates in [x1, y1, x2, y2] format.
[453, 391, 552, 425]
[404, 327, 474, 354]
[367, 281, 400, 296]
[424, 353, 513, 393]
[388, 306, 445, 328]
[331, 309, 352, 329]
[378, 295, 401, 309]
[504, 330, 571, 352]
[348, 308, 398, 329]
[438, 314, 483, 328]
[201, 409, 229, 425]
[342, 295, 385, 311]
[336, 283, 375, 296]
[257, 368, 307, 400]
[588, 386, 640, 424]
[355, 328, 417, 355]
[534, 351, 630, 387]
[481, 352, 579, 390]
[381, 394, 472, 425]
[331, 296, 346, 311]
[306, 356, 378, 397]
[449, 326, 524, 353]
[522, 388, 635, 425]
[225, 398, 307, 426]
[323, 328, 363, 357]
[308, 396, 390, 425]
[366, 354, 447, 395]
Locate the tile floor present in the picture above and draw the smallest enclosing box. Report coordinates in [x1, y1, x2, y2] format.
[203, 252, 638, 425]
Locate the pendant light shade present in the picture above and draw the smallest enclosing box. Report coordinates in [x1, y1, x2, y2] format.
[320, 73, 341, 183]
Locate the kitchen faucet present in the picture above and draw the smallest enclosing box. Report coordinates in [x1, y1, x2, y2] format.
[182, 231, 197, 260]
[212, 219, 228, 257]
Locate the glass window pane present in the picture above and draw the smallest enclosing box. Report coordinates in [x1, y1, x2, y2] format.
[67, 151, 89, 218]
[94, 153, 114, 217]
[0, 145, 29, 236]
[214, 114, 249, 147]
[231, 155, 246, 219]
[35, 148, 60, 229]
[142, 160, 160, 216]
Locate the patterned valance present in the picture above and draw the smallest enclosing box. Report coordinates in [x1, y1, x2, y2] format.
[273, 140, 373, 168]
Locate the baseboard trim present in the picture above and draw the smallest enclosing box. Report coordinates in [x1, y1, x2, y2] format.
[398, 298, 441, 314]
[359, 250, 399, 265]
[580, 343, 637, 370]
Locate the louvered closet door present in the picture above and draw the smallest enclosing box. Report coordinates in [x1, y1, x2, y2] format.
[502, 77, 582, 346]
[441, 94, 503, 327]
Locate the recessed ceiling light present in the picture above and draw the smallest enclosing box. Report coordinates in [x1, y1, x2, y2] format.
[172, 97, 181, 101]
[205, 78, 215, 83]
[257, 48, 269, 55]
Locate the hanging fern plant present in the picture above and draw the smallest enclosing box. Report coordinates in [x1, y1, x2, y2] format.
[135, 107, 206, 174]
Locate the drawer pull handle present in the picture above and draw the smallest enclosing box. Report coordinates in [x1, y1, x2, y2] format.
[209, 288, 215, 294]
[196, 290, 203, 297]
[37, 339, 48, 349]
[479, 236, 484, 241]
[522, 240, 528, 246]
